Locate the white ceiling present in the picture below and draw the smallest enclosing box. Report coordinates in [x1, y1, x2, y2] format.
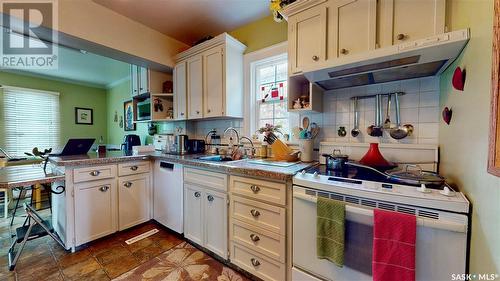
[4, 33, 130, 89]
[93, 0, 270, 45]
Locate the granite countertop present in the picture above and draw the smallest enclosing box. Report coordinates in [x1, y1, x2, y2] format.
[49, 151, 317, 181]
[0, 165, 65, 189]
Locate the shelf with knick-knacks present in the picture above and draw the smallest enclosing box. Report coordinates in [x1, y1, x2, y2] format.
[151, 93, 174, 121]
[288, 74, 322, 113]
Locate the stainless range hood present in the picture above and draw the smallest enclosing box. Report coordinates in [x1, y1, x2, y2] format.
[303, 29, 470, 90]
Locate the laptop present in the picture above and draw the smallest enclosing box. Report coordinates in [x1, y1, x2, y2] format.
[50, 138, 95, 156]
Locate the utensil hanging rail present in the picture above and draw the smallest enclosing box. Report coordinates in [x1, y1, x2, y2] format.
[350, 91, 406, 100]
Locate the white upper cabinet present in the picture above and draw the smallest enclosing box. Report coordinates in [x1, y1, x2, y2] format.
[288, 2, 327, 74]
[283, 0, 445, 74]
[187, 55, 204, 119]
[203, 46, 224, 117]
[328, 0, 376, 58]
[378, 0, 445, 47]
[174, 61, 187, 120]
[174, 33, 246, 120]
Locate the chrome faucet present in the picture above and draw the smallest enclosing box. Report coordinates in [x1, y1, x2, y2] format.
[224, 127, 240, 147]
[239, 136, 256, 158]
[0, 147, 11, 159]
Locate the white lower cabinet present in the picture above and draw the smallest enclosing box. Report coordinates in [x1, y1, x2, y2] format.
[74, 179, 117, 245]
[184, 168, 228, 260]
[118, 174, 150, 230]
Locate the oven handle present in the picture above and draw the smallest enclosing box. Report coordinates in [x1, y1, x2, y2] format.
[293, 191, 467, 233]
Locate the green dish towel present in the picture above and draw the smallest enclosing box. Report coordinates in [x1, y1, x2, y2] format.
[316, 196, 345, 267]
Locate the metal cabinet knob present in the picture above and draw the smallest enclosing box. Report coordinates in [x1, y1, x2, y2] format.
[99, 185, 109, 192]
[180, 112, 184, 116]
[89, 170, 100, 176]
[312, 55, 319, 61]
[196, 110, 200, 115]
[250, 185, 260, 194]
[130, 166, 138, 171]
[250, 234, 260, 242]
[207, 195, 214, 202]
[124, 181, 133, 188]
[250, 258, 260, 267]
[397, 33, 406, 40]
[250, 209, 260, 217]
[194, 191, 201, 198]
[340, 48, 348, 55]
[207, 109, 211, 113]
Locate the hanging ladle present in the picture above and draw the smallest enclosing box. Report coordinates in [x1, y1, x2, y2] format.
[367, 94, 383, 137]
[351, 97, 360, 137]
[390, 92, 414, 139]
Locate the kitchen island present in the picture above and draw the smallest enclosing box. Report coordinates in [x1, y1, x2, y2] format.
[48, 151, 315, 281]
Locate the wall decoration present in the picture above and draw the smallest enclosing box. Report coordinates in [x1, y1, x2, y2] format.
[114, 111, 118, 122]
[75, 107, 93, 125]
[119, 116, 123, 128]
[123, 100, 136, 131]
[452, 67, 466, 91]
[442, 107, 452, 125]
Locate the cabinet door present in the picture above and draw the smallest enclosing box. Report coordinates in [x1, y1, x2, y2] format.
[203, 46, 224, 118]
[184, 184, 204, 245]
[288, 3, 328, 74]
[139, 67, 150, 94]
[378, 0, 445, 47]
[75, 179, 117, 245]
[187, 55, 203, 119]
[204, 189, 228, 259]
[131, 65, 139, 96]
[118, 174, 150, 230]
[174, 62, 187, 120]
[328, 0, 376, 58]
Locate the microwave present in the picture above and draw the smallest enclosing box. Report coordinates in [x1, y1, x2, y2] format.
[136, 98, 151, 121]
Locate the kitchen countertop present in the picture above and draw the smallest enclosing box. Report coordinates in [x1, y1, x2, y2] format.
[0, 165, 65, 189]
[49, 151, 317, 181]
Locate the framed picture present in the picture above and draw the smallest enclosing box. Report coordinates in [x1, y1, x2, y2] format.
[123, 100, 136, 131]
[75, 107, 93, 125]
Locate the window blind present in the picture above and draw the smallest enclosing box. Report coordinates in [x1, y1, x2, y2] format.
[2, 86, 60, 156]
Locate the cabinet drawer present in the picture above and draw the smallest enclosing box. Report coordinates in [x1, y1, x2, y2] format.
[73, 165, 117, 183]
[184, 167, 227, 192]
[118, 161, 150, 176]
[231, 196, 285, 235]
[230, 243, 285, 281]
[230, 176, 286, 206]
[230, 220, 285, 263]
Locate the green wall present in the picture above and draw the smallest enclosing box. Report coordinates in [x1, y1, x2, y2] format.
[106, 78, 151, 146]
[440, 0, 499, 274]
[229, 15, 287, 53]
[0, 71, 107, 146]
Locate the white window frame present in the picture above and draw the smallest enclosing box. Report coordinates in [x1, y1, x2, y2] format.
[243, 41, 289, 137]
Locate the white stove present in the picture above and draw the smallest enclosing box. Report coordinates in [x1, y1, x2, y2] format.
[291, 165, 470, 281]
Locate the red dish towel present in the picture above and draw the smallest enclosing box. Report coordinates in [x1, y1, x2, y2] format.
[372, 209, 416, 281]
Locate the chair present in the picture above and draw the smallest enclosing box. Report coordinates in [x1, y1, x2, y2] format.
[7, 203, 65, 271]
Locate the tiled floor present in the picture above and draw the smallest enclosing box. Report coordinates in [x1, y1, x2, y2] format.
[0, 211, 250, 281]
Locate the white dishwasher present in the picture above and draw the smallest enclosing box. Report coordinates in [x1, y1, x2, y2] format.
[153, 160, 183, 234]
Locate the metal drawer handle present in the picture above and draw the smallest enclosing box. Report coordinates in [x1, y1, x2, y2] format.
[207, 109, 211, 113]
[196, 110, 200, 114]
[250, 258, 260, 267]
[340, 48, 348, 55]
[99, 185, 109, 192]
[194, 191, 201, 198]
[180, 112, 184, 116]
[312, 55, 319, 61]
[250, 234, 260, 242]
[397, 33, 406, 40]
[207, 195, 214, 202]
[250, 209, 260, 217]
[89, 170, 100, 176]
[130, 165, 138, 171]
[250, 185, 260, 194]
[124, 181, 133, 188]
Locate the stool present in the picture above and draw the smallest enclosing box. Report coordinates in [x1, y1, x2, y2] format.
[8, 203, 65, 271]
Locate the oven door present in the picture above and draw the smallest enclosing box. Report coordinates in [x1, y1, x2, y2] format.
[292, 185, 468, 281]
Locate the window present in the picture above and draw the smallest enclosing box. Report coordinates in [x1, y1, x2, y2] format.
[254, 56, 289, 136]
[2, 86, 60, 156]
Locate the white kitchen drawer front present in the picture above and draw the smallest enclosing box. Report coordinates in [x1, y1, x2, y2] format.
[230, 176, 286, 206]
[184, 167, 228, 192]
[230, 219, 285, 263]
[73, 165, 117, 183]
[230, 243, 286, 281]
[118, 161, 150, 176]
[231, 196, 285, 235]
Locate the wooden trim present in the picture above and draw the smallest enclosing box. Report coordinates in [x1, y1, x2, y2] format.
[488, 0, 500, 176]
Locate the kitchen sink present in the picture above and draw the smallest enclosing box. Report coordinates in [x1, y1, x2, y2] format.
[195, 155, 242, 162]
